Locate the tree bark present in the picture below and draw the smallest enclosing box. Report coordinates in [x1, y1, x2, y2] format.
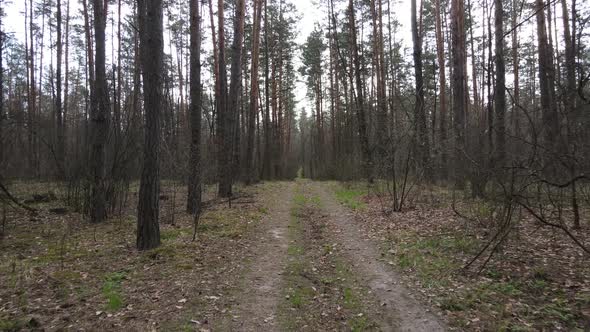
[55, 0, 65, 176]
[246, 0, 263, 184]
[216, 0, 228, 194]
[187, 0, 202, 214]
[262, 0, 272, 180]
[217, 0, 244, 197]
[89, 0, 109, 224]
[434, 0, 448, 178]
[451, 0, 466, 188]
[28, 0, 37, 175]
[371, 0, 387, 165]
[511, 0, 520, 137]
[494, 0, 506, 166]
[0, 6, 3, 166]
[63, 0, 70, 172]
[137, 0, 163, 250]
[535, 0, 558, 158]
[349, 0, 373, 183]
[411, 0, 431, 181]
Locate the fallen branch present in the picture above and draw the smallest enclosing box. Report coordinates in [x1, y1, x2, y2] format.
[0, 181, 37, 214]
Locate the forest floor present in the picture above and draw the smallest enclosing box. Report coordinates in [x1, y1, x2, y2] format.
[0, 179, 589, 331]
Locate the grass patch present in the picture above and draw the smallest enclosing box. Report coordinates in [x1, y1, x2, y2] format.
[161, 228, 189, 241]
[392, 233, 476, 288]
[0, 316, 26, 332]
[334, 186, 365, 210]
[197, 208, 263, 239]
[539, 298, 575, 323]
[102, 271, 126, 311]
[350, 315, 369, 332]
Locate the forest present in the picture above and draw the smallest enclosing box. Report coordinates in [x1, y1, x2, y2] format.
[0, 0, 589, 330]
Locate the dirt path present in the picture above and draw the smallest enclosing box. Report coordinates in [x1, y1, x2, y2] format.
[312, 182, 447, 332]
[229, 181, 295, 331]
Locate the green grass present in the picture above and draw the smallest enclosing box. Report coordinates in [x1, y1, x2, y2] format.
[102, 271, 126, 311]
[160, 228, 189, 241]
[350, 315, 369, 332]
[539, 298, 575, 323]
[0, 316, 25, 332]
[197, 208, 263, 238]
[334, 187, 366, 210]
[393, 233, 477, 288]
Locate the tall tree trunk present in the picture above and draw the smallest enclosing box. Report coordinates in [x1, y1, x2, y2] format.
[208, 0, 220, 139]
[216, 0, 228, 190]
[90, 0, 109, 223]
[411, 0, 431, 181]
[561, 0, 576, 128]
[217, 0, 244, 197]
[63, 0, 70, 172]
[349, 0, 373, 183]
[451, 0, 466, 188]
[115, 0, 122, 141]
[0, 6, 3, 166]
[137, 0, 163, 250]
[28, 0, 37, 176]
[262, 0, 271, 180]
[434, 0, 447, 178]
[187, 0, 202, 214]
[55, 0, 65, 176]
[561, 0, 579, 229]
[535, 0, 558, 156]
[494, 0, 506, 166]
[82, 0, 95, 129]
[246, 0, 263, 184]
[371, 0, 387, 166]
[511, 0, 520, 137]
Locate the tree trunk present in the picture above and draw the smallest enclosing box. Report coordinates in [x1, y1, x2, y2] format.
[137, 0, 163, 250]
[55, 0, 65, 176]
[535, 0, 558, 155]
[28, 0, 37, 176]
[451, 0, 466, 189]
[208, 0, 220, 139]
[411, 0, 431, 181]
[371, 0, 387, 166]
[561, 0, 579, 229]
[218, 0, 245, 197]
[494, 0, 506, 166]
[246, 0, 263, 184]
[434, 0, 447, 178]
[349, 0, 373, 183]
[216, 0, 228, 195]
[262, 0, 271, 180]
[187, 0, 202, 214]
[89, 0, 109, 224]
[0, 7, 3, 166]
[115, 0, 122, 141]
[63, 0, 70, 173]
[511, 0, 520, 137]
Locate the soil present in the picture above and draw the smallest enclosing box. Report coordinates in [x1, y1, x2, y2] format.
[311, 181, 446, 331]
[228, 182, 294, 331]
